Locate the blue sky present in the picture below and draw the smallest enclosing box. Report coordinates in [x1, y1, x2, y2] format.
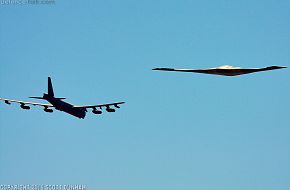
[0, 0, 289, 190]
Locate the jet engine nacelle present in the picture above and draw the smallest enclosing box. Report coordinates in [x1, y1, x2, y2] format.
[106, 107, 115, 112]
[4, 100, 11, 105]
[44, 108, 53, 113]
[92, 109, 102, 114]
[20, 104, 30, 110]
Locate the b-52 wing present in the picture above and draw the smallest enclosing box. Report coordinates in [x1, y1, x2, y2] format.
[0, 98, 53, 107]
[74, 102, 125, 109]
[0, 97, 54, 112]
[74, 102, 125, 114]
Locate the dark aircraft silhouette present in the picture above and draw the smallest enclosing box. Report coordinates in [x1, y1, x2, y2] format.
[153, 65, 287, 76]
[0, 77, 125, 119]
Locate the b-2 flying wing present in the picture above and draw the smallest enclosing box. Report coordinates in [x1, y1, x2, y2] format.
[153, 65, 287, 76]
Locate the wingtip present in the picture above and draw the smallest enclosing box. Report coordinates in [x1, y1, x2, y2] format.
[152, 68, 173, 71]
[272, 66, 288, 69]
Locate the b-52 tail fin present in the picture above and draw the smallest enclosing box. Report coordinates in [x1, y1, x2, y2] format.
[48, 77, 54, 97]
[30, 77, 66, 100]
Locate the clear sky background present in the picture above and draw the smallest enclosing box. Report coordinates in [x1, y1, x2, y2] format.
[0, 0, 289, 190]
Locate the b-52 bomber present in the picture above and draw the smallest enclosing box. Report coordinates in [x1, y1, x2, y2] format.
[153, 65, 287, 76]
[0, 77, 125, 119]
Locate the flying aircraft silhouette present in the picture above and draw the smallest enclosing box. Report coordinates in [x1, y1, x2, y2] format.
[0, 77, 125, 119]
[153, 65, 287, 76]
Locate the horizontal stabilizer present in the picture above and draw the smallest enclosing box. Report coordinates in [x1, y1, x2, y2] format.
[29, 96, 45, 99]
